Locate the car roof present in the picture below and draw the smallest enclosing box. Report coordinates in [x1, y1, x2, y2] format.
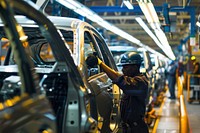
[108, 45, 137, 52]
[0, 15, 90, 29]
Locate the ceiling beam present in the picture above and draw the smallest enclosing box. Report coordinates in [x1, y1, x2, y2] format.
[102, 15, 146, 20]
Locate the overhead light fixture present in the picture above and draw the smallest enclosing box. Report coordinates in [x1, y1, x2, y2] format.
[123, 0, 134, 10]
[154, 29, 175, 59]
[135, 17, 165, 52]
[196, 21, 200, 27]
[135, 17, 174, 59]
[138, 2, 160, 29]
[137, 0, 175, 60]
[55, 0, 168, 59]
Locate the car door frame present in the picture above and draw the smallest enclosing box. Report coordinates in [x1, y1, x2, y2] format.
[0, 1, 57, 133]
[77, 25, 121, 132]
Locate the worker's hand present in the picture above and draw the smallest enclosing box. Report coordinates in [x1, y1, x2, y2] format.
[86, 53, 102, 68]
[97, 58, 102, 65]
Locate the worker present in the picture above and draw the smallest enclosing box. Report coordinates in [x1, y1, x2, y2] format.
[190, 55, 200, 100]
[166, 60, 177, 99]
[191, 56, 200, 75]
[86, 51, 149, 133]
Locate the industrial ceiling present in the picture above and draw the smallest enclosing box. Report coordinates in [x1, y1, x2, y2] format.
[83, 0, 200, 57]
[41, 0, 200, 58]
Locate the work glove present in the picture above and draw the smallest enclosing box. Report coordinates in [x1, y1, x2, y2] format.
[86, 54, 102, 68]
[97, 58, 102, 65]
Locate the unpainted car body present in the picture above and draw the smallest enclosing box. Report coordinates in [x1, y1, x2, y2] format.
[0, 1, 121, 132]
[43, 15, 121, 132]
[0, 1, 57, 133]
[0, 1, 96, 133]
[150, 54, 167, 106]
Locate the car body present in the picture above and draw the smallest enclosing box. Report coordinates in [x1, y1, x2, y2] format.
[0, 1, 57, 133]
[0, 1, 121, 132]
[150, 54, 166, 91]
[0, 1, 97, 133]
[150, 54, 167, 106]
[46, 16, 121, 133]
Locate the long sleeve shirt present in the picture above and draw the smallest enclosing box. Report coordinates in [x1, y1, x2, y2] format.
[113, 74, 149, 122]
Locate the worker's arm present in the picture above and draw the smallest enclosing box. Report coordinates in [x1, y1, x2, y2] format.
[193, 63, 199, 74]
[113, 75, 148, 96]
[98, 58, 121, 80]
[86, 54, 121, 80]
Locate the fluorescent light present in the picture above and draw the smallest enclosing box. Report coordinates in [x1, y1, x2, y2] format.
[138, 2, 160, 30]
[147, 2, 160, 23]
[137, 0, 175, 60]
[154, 29, 175, 60]
[55, 0, 76, 10]
[138, 2, 154, 23]
[123, 0, 134, 10]
[135, 18, 164, 51]
[135, 17, 175, 59]
[196, 21, 200, 27]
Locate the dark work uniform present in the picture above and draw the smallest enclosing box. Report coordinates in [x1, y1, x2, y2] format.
[191, 61, 200, 99]
[192, 61, 200, 83]
[167, 64, 177, 99]
[113, 74, 149, 133]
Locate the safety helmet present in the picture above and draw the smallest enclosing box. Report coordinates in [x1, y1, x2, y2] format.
[120, 51, 143, 66]
[191, 55, 196, 61]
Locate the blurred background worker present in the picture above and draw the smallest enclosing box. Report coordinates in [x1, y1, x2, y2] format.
[190, 56, 200, 100]
[191, 56, 200, 75]
[86, 52, 149, 133]
[166, 60, 177, 99]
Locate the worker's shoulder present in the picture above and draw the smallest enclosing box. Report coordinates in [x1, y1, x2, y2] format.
[130, 74, 148, 83]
